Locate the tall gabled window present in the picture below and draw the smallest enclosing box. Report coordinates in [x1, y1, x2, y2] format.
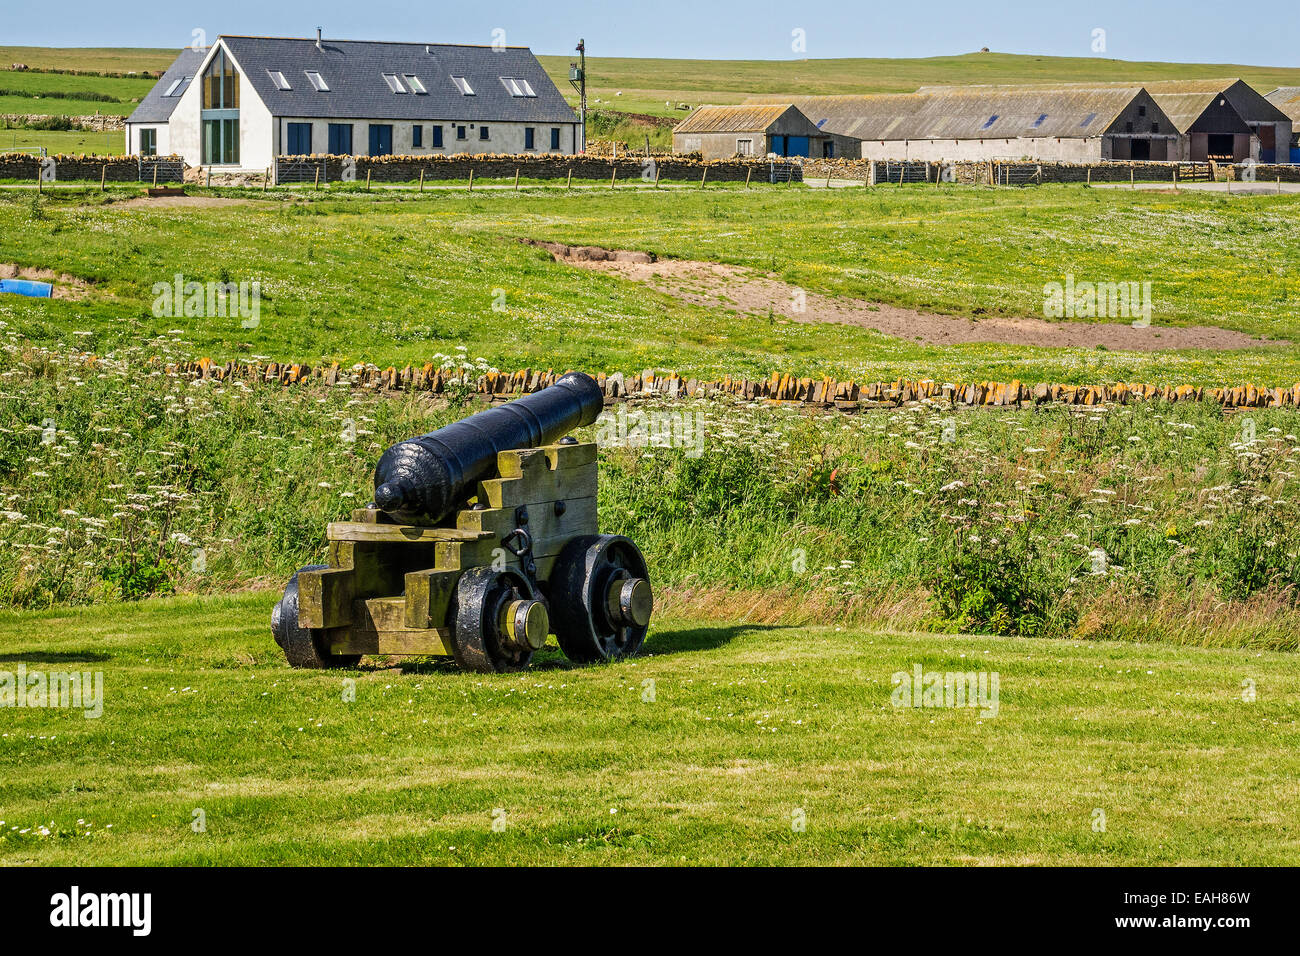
[382, 73, 408, 94]
[500, 77, 536, 97]
[268, 70, 292, 91]
[451, 75, 475, 95]
[404, 74, 427, 94]
[304, 70, 329, 91]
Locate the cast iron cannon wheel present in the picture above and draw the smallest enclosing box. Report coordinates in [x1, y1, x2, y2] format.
[548, 535, 653, 664]
[271, 565, 361, 669]
[452, 566, 542, 673]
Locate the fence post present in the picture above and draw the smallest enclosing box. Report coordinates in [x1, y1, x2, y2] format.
[1086, 166, 1091, 187]
[654, 164, 660, 188]
[313, 167, 319, 191]
[418, 168, 424, 193]
[365, 168, 371, 192]
[700, 166, 707, 189]
[100, 164, 106, 191]
[611, 167, 617, 189]
[468, 169, 474, 192]
[566, 167, 572, 190]
[514, 168, 519, 192]
[1130, 164, 1135, 189]
[263, 167, 268, 192]
[745, 166, 751, 188]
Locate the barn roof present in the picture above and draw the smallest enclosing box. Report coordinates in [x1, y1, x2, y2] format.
[215, 35, 577, 123]
[748, 86, 1147, 140]
[126, 46, 208, 124]
[673, 104, 802, 133]
[1265, 86, 1300, 124]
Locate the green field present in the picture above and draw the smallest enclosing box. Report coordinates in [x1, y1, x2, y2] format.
[1, 593, 1295, 865]
[3, 150, 1299, 866]
[2, 184, 1298, 385]
[0, 127, 123, 155]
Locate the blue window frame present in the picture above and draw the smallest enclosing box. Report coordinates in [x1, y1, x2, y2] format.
[525, 127, 535, 149]
[412, 125, 423, 148]
[286, 122, 312, 155]
[327, 123, 353, 155]
[368, 124, 393, 156]
[479, 125, 490, 141]
[550, 127, 560, 150]
[456, 125, 467, 141]
[432, 126, 443, 147]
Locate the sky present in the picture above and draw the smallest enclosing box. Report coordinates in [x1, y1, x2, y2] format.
[4, 0, 1298, 67]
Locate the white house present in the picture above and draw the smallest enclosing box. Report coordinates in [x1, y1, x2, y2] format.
[125, 33, 581, 170]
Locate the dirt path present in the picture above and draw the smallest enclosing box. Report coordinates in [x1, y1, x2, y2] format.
[519, 239, 1279, 351]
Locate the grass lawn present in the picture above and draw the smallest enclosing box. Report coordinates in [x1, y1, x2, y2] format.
[1, 592, 1295, 865]
[2, 183, 1298, 386]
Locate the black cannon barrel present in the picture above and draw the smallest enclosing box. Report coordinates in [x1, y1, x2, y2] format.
[372, 371, 604, 524]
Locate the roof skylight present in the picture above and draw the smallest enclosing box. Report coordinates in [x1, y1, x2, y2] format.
[268, 70, 292, 91]
[499, 77, 535, 97]
[451, 75, 475, 95]
[305, 70, 329, 91]
[383, 73, 408, 93]
[404, 74, 427, 94]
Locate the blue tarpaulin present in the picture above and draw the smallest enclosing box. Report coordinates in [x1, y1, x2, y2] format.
[0, 278, 53, 298]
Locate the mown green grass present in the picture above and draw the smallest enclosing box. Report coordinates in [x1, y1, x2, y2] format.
[1, 592, 1295, 865]
[0, 48, 174, 74]
[1, 183, 1297, 386]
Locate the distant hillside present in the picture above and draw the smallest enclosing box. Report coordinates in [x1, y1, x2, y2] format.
[5, 46, 1300, 123]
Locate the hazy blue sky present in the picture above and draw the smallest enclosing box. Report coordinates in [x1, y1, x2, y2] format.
[5, 0, 1298, 66]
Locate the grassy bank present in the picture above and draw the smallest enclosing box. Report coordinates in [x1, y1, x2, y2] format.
[4, 343, 1299, 648]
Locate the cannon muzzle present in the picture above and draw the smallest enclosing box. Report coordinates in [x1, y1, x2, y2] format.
[373, 371, 604, 523]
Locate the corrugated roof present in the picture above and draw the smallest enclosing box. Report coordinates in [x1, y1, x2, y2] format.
[920, 79, 1276, 132]
[748, 86, 1146, 140]
[673, 104, 797, 133]
[126, 47, 207, 124]
[217, 36, 577, 123]
[1266, 87, 1300, 123]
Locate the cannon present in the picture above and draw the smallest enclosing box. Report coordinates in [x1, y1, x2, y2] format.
[270, 372, 653, 672]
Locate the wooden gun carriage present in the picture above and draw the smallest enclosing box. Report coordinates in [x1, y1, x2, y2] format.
[271, 373, 652, 672]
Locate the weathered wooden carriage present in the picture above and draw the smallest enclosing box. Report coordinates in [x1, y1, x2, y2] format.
[270, 372, 652, 672]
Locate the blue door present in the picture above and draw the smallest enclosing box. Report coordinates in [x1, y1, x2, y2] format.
[368, 124, 393, 156]
[785, 136, 809, 157]
[286, 123, 312, 155]
[328, 123, 353, 155]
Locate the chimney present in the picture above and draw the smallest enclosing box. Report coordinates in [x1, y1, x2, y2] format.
[316, 28, 322, 51]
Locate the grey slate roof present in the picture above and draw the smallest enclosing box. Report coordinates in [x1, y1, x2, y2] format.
[218, 36, 578, 123]
[125, 47, 208, 124]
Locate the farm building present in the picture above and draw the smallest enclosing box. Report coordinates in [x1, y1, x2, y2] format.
[1264, 87, 1300, 160]
[1133, 79, 1290, 162]
[126, 33, 580, 170]
[672, 104, 859, 159]
[748, 79, 1290, 164]
[747, 86, 1178, 162]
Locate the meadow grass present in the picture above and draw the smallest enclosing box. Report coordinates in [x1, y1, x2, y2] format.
[1, 183, 1298, 387]
[1, 591, 1296, 865]
[4, 342, 1299, 651]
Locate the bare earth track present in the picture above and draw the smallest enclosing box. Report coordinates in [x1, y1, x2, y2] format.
[520, 239, 1278, 352]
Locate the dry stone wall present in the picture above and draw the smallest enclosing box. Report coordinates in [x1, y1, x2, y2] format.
[155, 356, 1300, 411]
